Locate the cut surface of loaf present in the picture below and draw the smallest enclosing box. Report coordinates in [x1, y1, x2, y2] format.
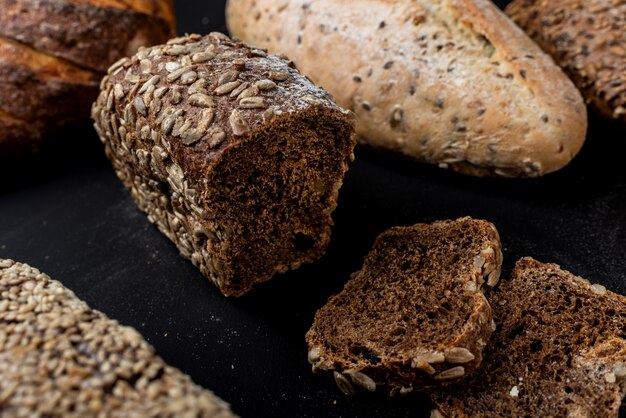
[431, 257, 626, 417]
[506, 0, 626, 124]
[306, 217, 503, 395]
[0, 259, 237, 417]
[92, 33, 357, 297]
[0, 0, 176, 155]
[227, 0, 588, 177]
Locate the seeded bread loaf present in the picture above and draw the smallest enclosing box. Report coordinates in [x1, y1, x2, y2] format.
[227, 0, 588, 177]
[306, 217, 503, 395]
[0, 259, 237, 417]
[430, 257, 626, 417]
[92, 33, 357, 297]
[0, 0, 176, 156]
[506, 0, 626, 124]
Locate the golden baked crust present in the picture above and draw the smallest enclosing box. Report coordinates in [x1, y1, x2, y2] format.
[227, 0, 588, 177]
[507, 0, 626, 124]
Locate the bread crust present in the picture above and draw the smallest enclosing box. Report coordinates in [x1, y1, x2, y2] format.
[0, 259, 237, 417]
[506, 0, 626, 124]
[227, 0, 588, 177]
[92, 33, 356, 296]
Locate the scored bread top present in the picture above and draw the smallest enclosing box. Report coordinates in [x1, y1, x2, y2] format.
[431, 257, 626, 418]
[306, 217, 503, 395]
[506, 0, 626, 123]
[227, 0, 588, 177]
[0, 259, 237, 417]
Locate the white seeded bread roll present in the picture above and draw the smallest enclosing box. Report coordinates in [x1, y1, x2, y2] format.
[226, 0, 588, 177]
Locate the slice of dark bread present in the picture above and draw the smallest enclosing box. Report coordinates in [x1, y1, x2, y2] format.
[306, 217, 503, 395]
[431, 257, 626, 417]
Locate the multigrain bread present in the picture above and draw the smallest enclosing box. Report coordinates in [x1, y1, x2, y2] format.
[430, 257, 626, 417]
[306, 218, 503, 395]
[92, 33, 357, 297]
[0, 0, 176, 156]
[227, 0, 588, 177]
[0, 259, 237, 417]
[506, 0, 626, 125]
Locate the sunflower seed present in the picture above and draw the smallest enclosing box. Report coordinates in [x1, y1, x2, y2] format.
[181, 129, 202, 145]
[134, 97, 147, 116]
[197, 108, 215, 134]
[180, 71, 198, 85]
[208, 127, 226, 148]
[171, 86, 184, 104]
[162, 110, 183, 135]
[154, 86, 169, 99]
[173, 118, 193, 137]
[434, 366, 465, 380]
[189, 94, 215, 108]
[229, 109, 249, 136]
[345, 370, 376, 392]
[301, 94, 323, 105]
[164, 45, 188, 56]
[139, 125, 151, 141]
[473, 255, 486, 268]
[188, 79, 208, 95]
[210, 32, 230, 41]
[412, 351, 445, 367]
[614, 363, 626, 379]
[113, 84, 125, 100]
[139, 75, 160, 94]
[592, 284, 607, 295]
[333, 372, 356, 395]
[218, 71, 240, 86]
[215, 81, 242, 95]
[167, 66, 196, 83]
[125, 68, 140, 83]
[108, 57, 130, 74]
[263, 107, 277, 122]
[254, 79, 277, 91]
[106, 89, 115, 110]
[165, 61, 182, 73]
[269, 70, 289, 81]
[140, 59, 152, 74]
[192, 51, 216, 63]
[239, 96, 265, 109]
[237, 85, 259, 100]
[307, 347, 321, 363]
[230, 81, 250, 98]
[444, 348, 475, 364]
[135, 148, 150, 166]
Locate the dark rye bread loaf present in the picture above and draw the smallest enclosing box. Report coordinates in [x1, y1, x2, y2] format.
[306, 218, 503, 395]
[0, 259, 237, 417]
[506, 0, 626, 125]
[0, 0, 175, 156]
[431, 257, 626, 417]
[92, 33, 357, 297]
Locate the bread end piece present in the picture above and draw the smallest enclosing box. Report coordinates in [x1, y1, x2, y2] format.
[431, 257, 626, 417]
[93, 33, 357, 297]
[306, 217, 503, 395]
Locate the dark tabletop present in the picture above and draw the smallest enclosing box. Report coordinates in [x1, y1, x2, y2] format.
[1, 1, 625, 417]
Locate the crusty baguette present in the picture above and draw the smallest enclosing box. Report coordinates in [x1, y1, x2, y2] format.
[0, 259, 237, 417]
[227, 0, 588, 177]
[430, 257, 626, 417]
[306, 217, 502, 395]
[506, 0, 626, 124]
[0, 0, 176, 156]
[92, 33, 356, 297]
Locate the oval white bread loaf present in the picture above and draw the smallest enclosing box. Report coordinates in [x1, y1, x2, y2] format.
[226, 0, 588, 177]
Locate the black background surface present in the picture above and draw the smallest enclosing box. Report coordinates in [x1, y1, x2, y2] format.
[1, 1, 625, 417]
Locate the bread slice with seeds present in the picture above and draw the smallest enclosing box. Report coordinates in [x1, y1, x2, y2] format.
[430, 257, 626, 417]
[0, 259, 237, 417]
[92, 33, 357, 297]
[306, 217, 503, 395]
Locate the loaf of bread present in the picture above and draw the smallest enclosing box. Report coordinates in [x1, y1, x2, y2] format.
[226, 0, 588, 177]
[430, 258, 626, 417]
[0, 259, 237, 417]
[306, 217, 502, 395]
[506, 0, 626, 124]
[0, 0, 176, 156]
[92, 33, 357, 297]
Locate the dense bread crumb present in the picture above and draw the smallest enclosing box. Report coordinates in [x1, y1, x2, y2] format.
[0, 259, 237, 417]
[306, 217, 502, 395]
[431, 257, 626, 417]
[92, 33, 357, 297]
[506, 0, 626, 123]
